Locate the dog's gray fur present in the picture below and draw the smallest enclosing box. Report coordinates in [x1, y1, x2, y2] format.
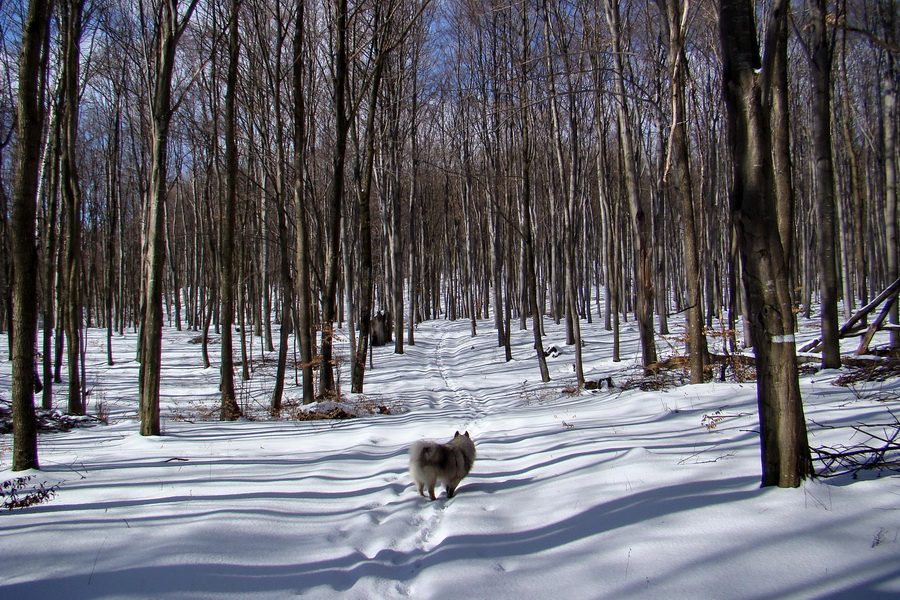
[409, 431, 476, 500]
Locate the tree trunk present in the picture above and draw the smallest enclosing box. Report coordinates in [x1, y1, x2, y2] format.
[761, 0, 796, 298]
[519, 5, 550, 382]
[219, 0, 242, 421]
[718, 0, 813, 488]
[604, 0, 657, 370]
[41, 104, 62, 409]
[882, 22, 899, 347]
[139, 0, 199, 437]
[61, 0, 85, 415]
[351, 9, 385, 394]
[10, 0, 51, 471]
[106, 82, 122, 368]
[541, 0, 583, 385]
[293, 0, 315, 404]
[320, 0, 350, 398]
[659, 0, 708, 383]
[808, 0, 841, 368]
[837, 27, 867, 313]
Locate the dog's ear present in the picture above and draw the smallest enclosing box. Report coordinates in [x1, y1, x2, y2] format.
[464, 431, 470, 438]
[454, 431, 460, 437]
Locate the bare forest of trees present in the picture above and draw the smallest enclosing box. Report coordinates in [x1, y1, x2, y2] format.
[1, 0, 898, 486]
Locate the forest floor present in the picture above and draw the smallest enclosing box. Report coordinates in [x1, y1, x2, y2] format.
[1, 311, 899, 599]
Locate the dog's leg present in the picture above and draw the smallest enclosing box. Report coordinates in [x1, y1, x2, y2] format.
[446, 478, 460, 498]
[428, 485, 436, 501]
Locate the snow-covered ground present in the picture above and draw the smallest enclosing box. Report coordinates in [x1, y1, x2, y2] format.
[1, 313, 899, 599]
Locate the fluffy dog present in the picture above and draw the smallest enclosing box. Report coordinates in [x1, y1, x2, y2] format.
[409, 431, 476, 500]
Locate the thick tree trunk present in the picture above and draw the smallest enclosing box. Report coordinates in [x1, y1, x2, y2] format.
[719, 0, 813, 488]
[762, 0, 796, 297]
[10, 0, 51, 470]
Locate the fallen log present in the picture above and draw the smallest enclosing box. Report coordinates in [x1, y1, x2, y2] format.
[800, 277, 900, 353]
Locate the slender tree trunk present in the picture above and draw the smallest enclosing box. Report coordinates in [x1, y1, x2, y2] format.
[808, 0, 841, 368]
[293, 0, 315, 404]
[10, 0, 51, 471]
[881, 13, 899, 346]
[106, 87, 121, 367]
[838, 31, 867, 311]
[351, 9, 385, 394]
[139, 0, 199, 437]
[541, 0, 583, 384]
[719, 0, 813, 488]
[41, 105, 61, 409]
[61, 0, 85, 415]
[219, 0, 242, 421]
[604, 0, 657, 370]
[408, 70, 420, 349]
[320, 0, 350, 398]
[519, 5, 550, 382]
[659, 0, 708, 382]
[267, 8, 291, 416]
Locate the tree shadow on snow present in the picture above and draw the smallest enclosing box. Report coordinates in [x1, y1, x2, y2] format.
[1, 475, 764, 598]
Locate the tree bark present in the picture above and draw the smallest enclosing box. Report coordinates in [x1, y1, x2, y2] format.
[603, 0, 657, 370]
[761, 0, 796, 298]
[351, 6, 386, 394]
[808, 0, 841, 368]
[219, 0, 243, 421]
[519, 4, 550, 382]
[139, 0, 199, 437]
[292, 0, 315, 404]
[541, 0, 583, 385]
[719, 0, 814, 487]
[61, 0, 85, 415]
[658, 0, 708, 383]
[10, 0, 51, 471]
[881, 10, 899, 347]
[320, 0, 350, 398]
